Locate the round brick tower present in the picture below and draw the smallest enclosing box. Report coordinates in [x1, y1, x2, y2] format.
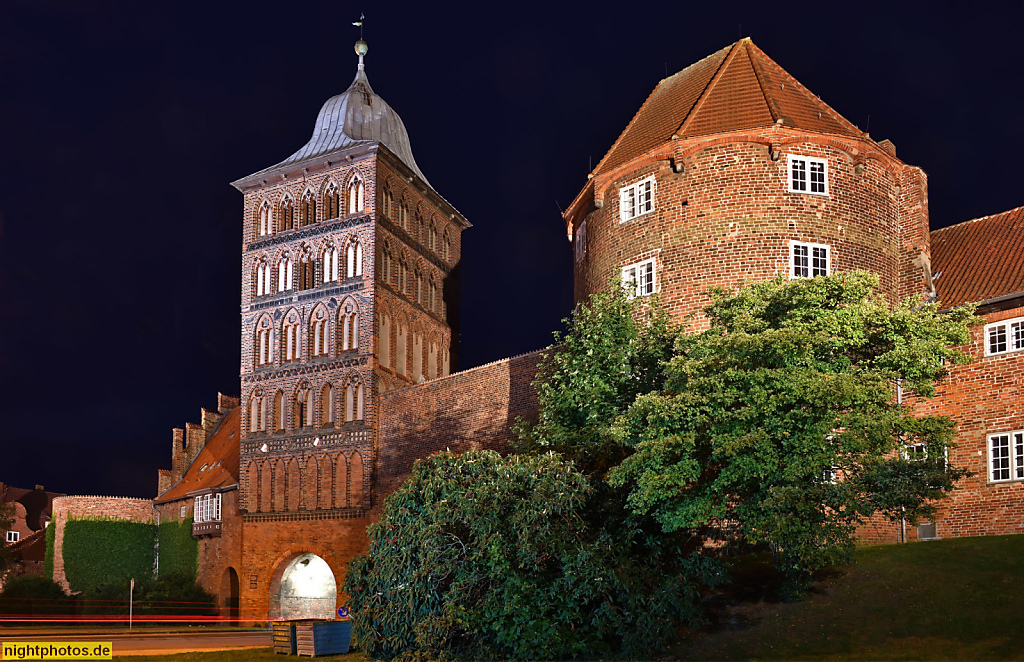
[564, 39, 934, 329]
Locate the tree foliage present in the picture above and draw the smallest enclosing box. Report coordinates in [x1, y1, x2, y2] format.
[0, 575, 73, 615]
[608, 272, 977, 590]
[0, 502, 12, 576]
[343, 451, 716, 661]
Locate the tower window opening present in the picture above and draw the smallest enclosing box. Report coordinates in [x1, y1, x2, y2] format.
[278, 256, 294, 292]
[323, 246, 339, 284]
[300, 190, 316, 227]
[382, 186, 393, 219]
[284, 317, 300, 362]
[621, 258, 656, 298]
[619, 176, 654, 223]
[341, 304, 359, 351]
[575, 220, 587, 262]
[788, 155, 828, 195]
[346, 240, 363, 278]
[311, 313, 328, 357]
[790, 241, 830, 278]
[322, 383, 334, 426]
[279, 196, 295, 231]
[324, 182, 340, 220]
[348, 176, 365, 215]
[299, 256, 316, 290]
[258, 201, 272, 237]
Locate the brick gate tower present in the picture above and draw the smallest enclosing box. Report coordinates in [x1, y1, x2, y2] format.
[229, 39, 470, 620]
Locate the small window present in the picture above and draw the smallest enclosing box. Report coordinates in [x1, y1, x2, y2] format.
[179, 504, 186, 518]
[619, 177, 655, 223]
[6, 531, 19, 543]
[621, 258, 656, 298]
[790, 241, 830, 278]
[788, 155, 828, 195]
[575, 220, 587, 263]
[989, 431, 1024, 482]
[984, 317, 1024, 357]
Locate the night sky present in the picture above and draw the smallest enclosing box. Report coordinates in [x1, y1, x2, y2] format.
[1, 1, 1021, 498]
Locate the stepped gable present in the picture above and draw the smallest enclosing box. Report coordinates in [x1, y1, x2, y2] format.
[595, 38, 864, 176]
[155, 407, 240, 503]
[931, 205, 1024, 308]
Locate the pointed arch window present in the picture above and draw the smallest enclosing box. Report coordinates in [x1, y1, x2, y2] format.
[428, 342, 438, 380]
[429, 223, 438, 252]
[381, 249, 393, 284]
[415, 272, 424, 305]
[256, 320, 273, 367]
[321, 383, 335, 426]
[310, 308, 329, 357]
[250, 394, 265, 433]
[324, 182, 340, 220]
[257, 201, 272, 237]
[255, 259, 273, 297]
[274, 391, 285, 432]
[277, 256, 294, 292]
[345, 379, 365, 422]
[283, 313, 301, 362]
[397, 261, 408, 294]
[382, 186, 393, 219]
[428, 280, 438, 312]
[300, 190, 316, 227]
[443, 233, 452, 262]
[399, 199, 409, 230]
[279, 196, 295, 231]
[412, 332, 423, 382]
[380, 314, 391, 368]
[295, 388, 312, 428]
[346, 240, 363, 278]
[396, 324, 407, 375]
[299, 254, 315, 290]
[323, 246, 340, 284]
[340, 302, 359, 351]
[348, 176, 365, 214]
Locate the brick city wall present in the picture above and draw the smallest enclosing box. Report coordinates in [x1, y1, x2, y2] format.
[376, 349, 545, 499]
[50, 496, 155, 592]
[571, 127, 928, 331]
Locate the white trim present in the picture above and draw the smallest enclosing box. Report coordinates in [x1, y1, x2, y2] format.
[621, 257, 657, 298]
[983, 316, 1024, 357]
[789, 240, 831, 279]
[6, 530, 19, 543]
[988, 430, 1024, 483]
[788, 155, 829, 196]
[618, 176, 655, 223]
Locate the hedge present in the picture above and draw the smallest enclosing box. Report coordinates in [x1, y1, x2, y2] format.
[62, 517, 156, 592]
[158, 518, 198, 581]
[43, 523, 55, 581]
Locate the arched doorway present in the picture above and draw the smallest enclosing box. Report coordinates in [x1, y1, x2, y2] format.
[221, 567, 239, 624]
[269, 553, 337, 621]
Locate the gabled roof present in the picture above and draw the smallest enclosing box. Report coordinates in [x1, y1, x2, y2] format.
[931, 205, 1024, 309]
[594, 38, 864, 176]
[155, 407, 240, 504]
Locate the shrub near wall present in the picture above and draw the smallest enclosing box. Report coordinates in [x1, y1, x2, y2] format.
[157, 519, 198, 581]
[62, 517, 156, 592]
[43, 524, 55, 581]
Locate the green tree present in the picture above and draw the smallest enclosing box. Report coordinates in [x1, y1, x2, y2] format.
[0, 502, 13, 576]
[343, 451, 716, 661]
[609, 272, 977, 592]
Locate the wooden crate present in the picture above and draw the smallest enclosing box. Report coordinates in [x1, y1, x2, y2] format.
[295, 620, 353, 657]
[272, 621, 296, 655]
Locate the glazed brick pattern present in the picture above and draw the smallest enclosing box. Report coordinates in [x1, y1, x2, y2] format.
[573, 128, 929, 331]
[376, 350, 544, 499]
[50, 496, 155, 592]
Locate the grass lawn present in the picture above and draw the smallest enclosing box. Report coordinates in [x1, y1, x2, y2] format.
[113, 647, 364, 661]
[676, 534, 1024, 661]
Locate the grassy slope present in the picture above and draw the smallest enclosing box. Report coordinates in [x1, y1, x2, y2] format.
[678, 535, 1024, 661]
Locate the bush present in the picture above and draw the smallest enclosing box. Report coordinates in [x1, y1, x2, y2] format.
[344, 451, 716, 661]
[0, 575, 75, 615]
[43, 524, 55, 581]
[62, 517, 156, 593]
[81, 573, 216, 617]
[158, 519, 198, 581]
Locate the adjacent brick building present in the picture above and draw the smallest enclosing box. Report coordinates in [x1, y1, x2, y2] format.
[144, 37, 1021, 621]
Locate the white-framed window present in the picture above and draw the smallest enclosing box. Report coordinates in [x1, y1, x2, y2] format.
[984, 316, 1024, 357]
[179, 504, 186, 518]
[621, 258, 656, 298]
[619, 176, 654, 223]
[6, 530, 19, 543]
[788, 155, 828, 195]
[193, 493, 223, 523]
[989, 431, 1024, 482]
[574, 220, 587, 263]
[790, 241, 830, 278]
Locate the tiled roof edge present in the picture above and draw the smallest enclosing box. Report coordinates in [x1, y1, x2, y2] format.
[932, 203, 1024, 235]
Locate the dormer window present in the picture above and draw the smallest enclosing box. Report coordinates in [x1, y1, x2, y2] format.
[619, 177, 654, 223]
[788, 155, 828, 195]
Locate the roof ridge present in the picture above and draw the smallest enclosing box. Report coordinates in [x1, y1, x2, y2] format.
[674, 40, 743, 138]
[931, 204, 1024, 235]
[745, 40, 863, 136]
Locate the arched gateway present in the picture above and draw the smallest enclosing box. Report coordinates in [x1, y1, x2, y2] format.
[269, 553, 338, 620]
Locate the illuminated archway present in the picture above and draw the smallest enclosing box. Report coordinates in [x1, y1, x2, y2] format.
[269, 553, 337, 621]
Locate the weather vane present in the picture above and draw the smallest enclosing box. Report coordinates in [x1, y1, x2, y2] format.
[352, 13, 365, 40]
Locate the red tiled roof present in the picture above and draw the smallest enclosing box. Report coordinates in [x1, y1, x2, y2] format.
[931, 205, 1024, 308]
[155, 407, 240, 503]
[594, 38, 864, 176]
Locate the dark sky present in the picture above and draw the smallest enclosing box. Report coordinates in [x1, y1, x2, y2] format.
[1, 1, 1021, 498]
